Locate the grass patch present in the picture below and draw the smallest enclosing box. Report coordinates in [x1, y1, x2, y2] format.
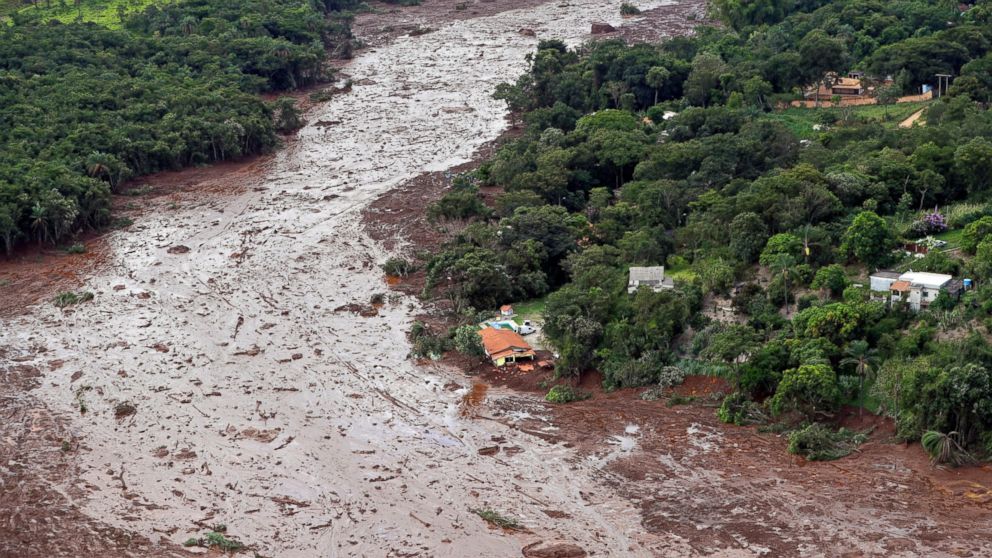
[787, 423, 869, 461]
[511, 296, 547, 321]
[665, 260, 697, 282]
[471, 508, 522, 530]
[17, 0, 160, 29]
[766, 101, 931, 140]
[934, 228, 964, 249]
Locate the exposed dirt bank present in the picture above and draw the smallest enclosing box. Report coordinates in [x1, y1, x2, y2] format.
[1, 0, 680, 556]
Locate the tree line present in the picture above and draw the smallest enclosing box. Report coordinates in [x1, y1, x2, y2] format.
[0, 0, 358, 255]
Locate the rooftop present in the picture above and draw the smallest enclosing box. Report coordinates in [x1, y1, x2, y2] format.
[871, 271, 902, 279]
[628, 266, 665, 284]
[478, 328, 533, 358]
[901, 271, 953, 289]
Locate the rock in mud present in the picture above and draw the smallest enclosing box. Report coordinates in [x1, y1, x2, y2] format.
[166, 245, 190, 254]
[522, 542, 588, 558]
[519, 28, 537, 36]
[590, 22, 616, 34]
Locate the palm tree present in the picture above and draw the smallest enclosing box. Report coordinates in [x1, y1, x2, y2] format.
[841, 340, 879, 418]
[646, 66, 670, 106]
[769, 253, 798, 316]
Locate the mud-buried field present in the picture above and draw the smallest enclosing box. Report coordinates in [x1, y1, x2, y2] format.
[3, 0, 992, 557]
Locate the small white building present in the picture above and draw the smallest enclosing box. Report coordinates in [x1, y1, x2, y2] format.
[869, 270, 962, 311]
[628, 266, 675, 294]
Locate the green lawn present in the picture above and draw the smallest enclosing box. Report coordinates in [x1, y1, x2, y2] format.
[765, 101, 931, 140]
[15, 0, 161, 28]
[666, 260, 698, 282]
[934, 228, 964, 249]
[511, 296, 547, 321]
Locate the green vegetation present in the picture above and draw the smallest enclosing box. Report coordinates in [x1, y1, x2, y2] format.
[544, 384, 590, 404]
[511, 296, 547, 320]
[381, 257, 417, 277]
[54, 291, 94, 308]
[16, 0, 161, 28]
[410, 0, 992, 460]
[1, 0, 357, 256]
[765, 102, 930, 140]
[787, 423, 869, 461]
[183, 526, 244, 552]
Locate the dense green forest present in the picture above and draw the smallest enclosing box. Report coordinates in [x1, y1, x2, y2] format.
[422, 0, 992, 462]
[0, 0, 357, 255]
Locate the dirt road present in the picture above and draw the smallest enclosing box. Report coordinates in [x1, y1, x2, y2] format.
[1, 1, 679, 556]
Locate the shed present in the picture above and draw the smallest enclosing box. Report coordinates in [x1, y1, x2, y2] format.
[499, 304, 514, 317]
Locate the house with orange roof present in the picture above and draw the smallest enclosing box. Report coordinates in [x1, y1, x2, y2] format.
[478, 328, 535, 367]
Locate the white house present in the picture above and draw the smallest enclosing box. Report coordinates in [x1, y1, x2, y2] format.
[869, 270, 962, 311]
[627, 266, 675, 294]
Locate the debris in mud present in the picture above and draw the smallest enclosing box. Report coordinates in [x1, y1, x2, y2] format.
[522, 542, 588, 558]
[472, 508, 522, 531]
[478, 446, 500, 456]
[114, 401, 137, 420]
[166, 245, 190, 254]
[518, 28, 536, 36]
[234, 345, 262, 356]
[590, 22, 616, 34]
[236, 428, 281, 443]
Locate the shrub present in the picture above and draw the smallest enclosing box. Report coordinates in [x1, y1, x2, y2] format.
[409, 321, 451, 359]
[545, 385, 590, 404]
[381, 257, 416, 277]
[960, 215, 992, 254]
[921, 430, 976, 467]
[620, 3, 641, 15]
[65, 243, 86, 254]
[717, 392, 767, 425]
[787, 423, 868, 461]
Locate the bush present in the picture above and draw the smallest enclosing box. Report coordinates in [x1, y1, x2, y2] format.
[409, 321, 450, 359]
[717, 392, 767, 425]
[545, 385, 590, 404]
[382, 257, 417, 277]
[620, 3, 641, 15]
[921, 430, 975, 467]
[787, 423, 868, 461]
[960, 215, 992, 254]
[65, 243, 86, 254]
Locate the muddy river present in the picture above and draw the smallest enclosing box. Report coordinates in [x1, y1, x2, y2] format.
[1, 1, 678, 556]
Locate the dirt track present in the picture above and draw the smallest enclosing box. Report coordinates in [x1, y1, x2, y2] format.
[1, 1, 679, 556]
